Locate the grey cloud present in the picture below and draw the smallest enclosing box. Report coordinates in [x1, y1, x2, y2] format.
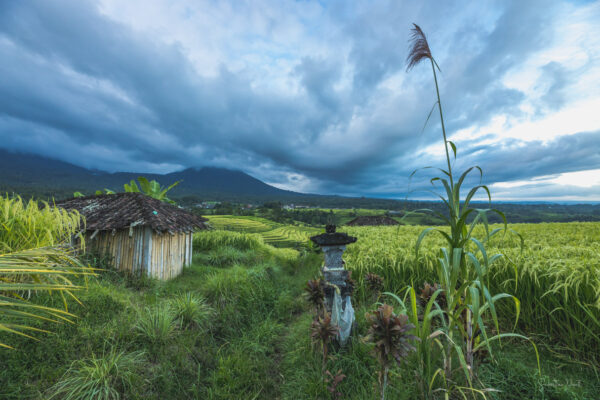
[538, 62, 569, 112]
[0, 0, 597, 200]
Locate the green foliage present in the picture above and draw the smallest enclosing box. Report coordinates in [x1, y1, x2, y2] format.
[398, 23, 537, 394]
[0, 229, 598, 399]
[0, 195, 93, 348]
[123, 177, 181, 204]
[134, 305, 177, 346]
[169, 292, 213, 329]
[48, 349, 145, 400]
[0, 195, 83, 252]
[204, 215, 320, 248]
[194, 229, 266, 252]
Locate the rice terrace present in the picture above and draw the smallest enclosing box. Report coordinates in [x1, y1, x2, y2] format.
[1, 1, 600, 399]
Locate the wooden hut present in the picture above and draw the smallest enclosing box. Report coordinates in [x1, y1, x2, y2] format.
[56, 193, 208, 280]
[346, 215, 399, 226]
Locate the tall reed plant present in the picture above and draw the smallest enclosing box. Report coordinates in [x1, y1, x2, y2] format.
[404, 24, 537, 394]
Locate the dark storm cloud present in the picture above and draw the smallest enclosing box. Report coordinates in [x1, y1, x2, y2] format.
[0, 0, 597, 198]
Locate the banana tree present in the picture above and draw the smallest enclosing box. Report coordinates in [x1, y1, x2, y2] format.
[74, 177, 181, 204]
[124, 177, 181, 204]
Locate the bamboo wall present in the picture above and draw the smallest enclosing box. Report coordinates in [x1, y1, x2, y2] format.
[87, 227, 194, 280]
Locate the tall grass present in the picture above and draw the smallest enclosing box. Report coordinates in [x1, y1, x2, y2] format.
[342, 224, 600, 365]
[365, 23, 539, 395]
[0, 195, 83, 252]
[0, 195, 92, 348]
[48, 349, 144, 400]
[134, 305, 177, 345]
[170, 292, 213, 329]
[194, 230, 266, 252]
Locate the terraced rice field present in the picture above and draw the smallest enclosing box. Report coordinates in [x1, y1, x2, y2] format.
[205, 215, 320, 247]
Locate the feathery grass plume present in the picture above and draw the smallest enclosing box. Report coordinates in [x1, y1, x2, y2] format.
[48, 349, 145, 400]
[406, 23, 452, 179]
[406, 24, 433, 71]
[364, 304, 418, 400]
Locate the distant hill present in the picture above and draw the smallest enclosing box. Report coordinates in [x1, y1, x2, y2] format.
[1, 149, 599, 224]
[0, 149, 305, 201]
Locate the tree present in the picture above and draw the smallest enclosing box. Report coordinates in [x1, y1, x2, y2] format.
[123, 177, 181, 204]
[74, 177, 181, 204]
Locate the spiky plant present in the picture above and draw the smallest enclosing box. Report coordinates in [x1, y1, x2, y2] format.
[305, 278, 325, 316]
[364, 304, 418, 400]
[48, 349, 144, 400]
[345, 271, 356, 295]
[134, 305, 177, 346]
[311, 312, 339, 371]
[170, 292, 214, 330]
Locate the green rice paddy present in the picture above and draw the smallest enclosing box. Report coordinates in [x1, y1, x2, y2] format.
[205, 215, 320, 247]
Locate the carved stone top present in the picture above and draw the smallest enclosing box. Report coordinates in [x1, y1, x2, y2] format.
[310, 225, 357, 246]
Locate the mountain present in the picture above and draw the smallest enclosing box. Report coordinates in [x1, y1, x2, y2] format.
[0, 149, 304, 201]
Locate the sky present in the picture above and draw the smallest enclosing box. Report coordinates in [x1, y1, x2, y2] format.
[0, 0, 599, 201]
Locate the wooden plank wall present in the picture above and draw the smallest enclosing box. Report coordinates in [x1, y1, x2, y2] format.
[89, 227, 146, 276]
[148, 230, 193, 280]
[87, 228, 191, 280]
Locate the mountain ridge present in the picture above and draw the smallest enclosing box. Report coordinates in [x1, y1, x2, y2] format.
[0, 149, 306, 200]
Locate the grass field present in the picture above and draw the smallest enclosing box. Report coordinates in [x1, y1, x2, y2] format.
[1, 228, 598, 399]
[340, 222, 600, 365]
[205, 215, 320, 247]
[207, 216, 600, 365]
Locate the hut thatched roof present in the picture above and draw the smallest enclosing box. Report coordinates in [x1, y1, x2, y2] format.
[55, 193, 208, 233]
[346, 215, 399, 226]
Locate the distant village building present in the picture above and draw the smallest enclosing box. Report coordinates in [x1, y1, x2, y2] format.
[346, 215, 400, 226]
[198, 201, 220, 209]
[283, 204, 310, 210]
[56, 193, 208, 280]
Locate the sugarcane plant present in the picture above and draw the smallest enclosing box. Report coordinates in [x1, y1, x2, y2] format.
[405, 23, 538, 393]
